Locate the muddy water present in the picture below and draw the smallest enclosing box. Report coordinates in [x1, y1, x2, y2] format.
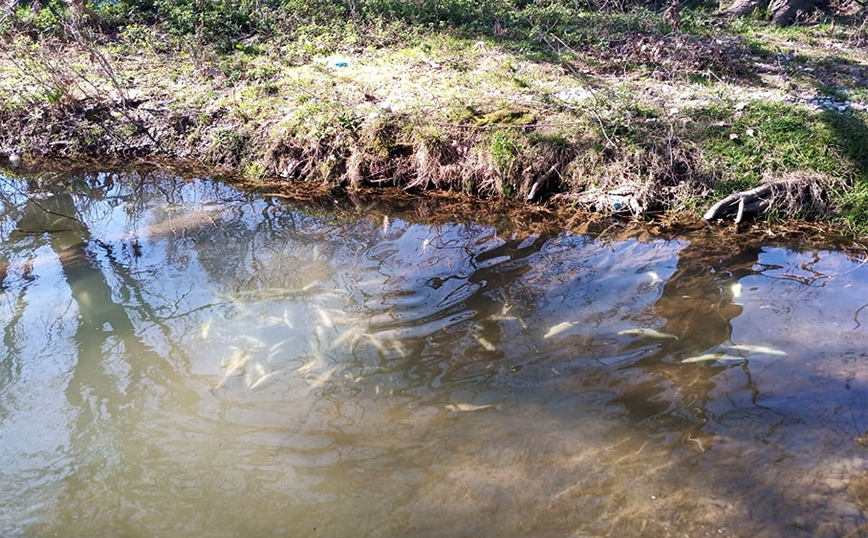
[0, 171, 865, 538]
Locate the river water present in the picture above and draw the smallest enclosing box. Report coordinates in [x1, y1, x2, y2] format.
[0, 170, 865, 538]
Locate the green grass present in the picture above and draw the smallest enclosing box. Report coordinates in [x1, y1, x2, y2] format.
[1, 0, 866, 234]
[689, 101, 868, 230]
[693, 103, 860, 181]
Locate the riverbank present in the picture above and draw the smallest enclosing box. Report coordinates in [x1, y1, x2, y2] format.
[0, 2, 866, 235]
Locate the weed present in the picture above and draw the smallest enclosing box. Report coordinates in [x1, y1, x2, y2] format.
[337, 111, 363, 134]
[243, 161, 266, 179]
[489, 130, 519, 177]
[208, 127, 247, 166]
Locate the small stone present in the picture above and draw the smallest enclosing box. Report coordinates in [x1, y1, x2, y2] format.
[838, 105, 847, 112]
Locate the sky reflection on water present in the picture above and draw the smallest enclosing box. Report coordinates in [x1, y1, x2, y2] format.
[0, 171, 865, 538]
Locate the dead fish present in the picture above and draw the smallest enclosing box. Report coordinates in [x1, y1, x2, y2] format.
[473, 334, 496, 351]
[314, 305, 335, 328]
[282, 308, 295, 329]
[329, 325, 363, 350]
[307, 365, 340, 388]
[251, 360, 267, 377]
[362, 331, 388, 353]
[489, 302, 527, 328]
[244, 360, 268, 387]
[389, 337, 408, 357]
[314, 324, 331, 347]
[266, 337, 296, 361]
[215, 351, 252, 389]
[248, 370, 282, 390]
[446, 403, 494, 412]
[297, 356, 319, 376]
[618, 328, 678, 340]
[200, 319, 212, 339]
[544, 321, 577, 339]
[301, 280, 320, 292]
[214, 371, 242, 390]
[223, 350, 251, 372]
[682, 353, 743, 364]
[727, 344, 787, 356]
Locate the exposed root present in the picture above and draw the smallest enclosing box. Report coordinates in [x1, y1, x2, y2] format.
[703, 172, 843, 223]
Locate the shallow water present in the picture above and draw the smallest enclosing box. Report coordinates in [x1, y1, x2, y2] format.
[0, 171, 865, 538]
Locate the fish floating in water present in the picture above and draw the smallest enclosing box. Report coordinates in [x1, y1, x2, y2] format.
[489, 302, 526, 328]
[214, 350, 252, 389]
[727, 344, 787, 356]
[446, 402, 495, 412]
[473, 334, 497, 351]
[682, 353, 743, 364]
[682, 344, 788, 365]
[544, 321, 578, 339]
[618, 328, 678, 340]
[247, 370, 281, 390]
[200, 319, 212, 339]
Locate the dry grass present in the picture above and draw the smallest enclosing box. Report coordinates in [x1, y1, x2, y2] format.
[0, 6, 866, 232]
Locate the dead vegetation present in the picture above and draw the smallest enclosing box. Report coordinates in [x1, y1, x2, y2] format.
[602, 33, 753, 80]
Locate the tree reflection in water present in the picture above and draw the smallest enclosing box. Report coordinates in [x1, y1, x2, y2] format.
[0, 169, 864, 538]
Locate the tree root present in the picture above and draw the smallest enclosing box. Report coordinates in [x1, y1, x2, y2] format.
[703, 183, 773, 223]
[703, 176, 837, 224]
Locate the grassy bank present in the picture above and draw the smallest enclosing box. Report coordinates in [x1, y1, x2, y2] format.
[0, 0, 866, 234]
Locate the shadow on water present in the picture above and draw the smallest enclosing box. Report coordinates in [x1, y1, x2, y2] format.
[601, 235, 868, 537]
[0, 176, 189, 526]
[0, 168, 865, 538]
